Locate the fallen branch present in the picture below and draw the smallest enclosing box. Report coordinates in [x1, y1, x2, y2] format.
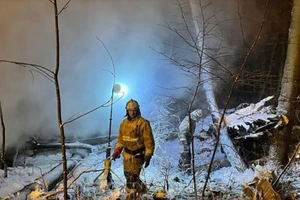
[28, 137, 97, 152]
[3, 158, 77, 200]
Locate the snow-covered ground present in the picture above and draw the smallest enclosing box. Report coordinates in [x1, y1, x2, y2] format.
[0, 137, 253, 200]
[1, 108, 300, 199]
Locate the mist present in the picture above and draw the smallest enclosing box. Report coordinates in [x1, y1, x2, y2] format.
[0, 0, 185, 146]
[0, 0, 287, 147]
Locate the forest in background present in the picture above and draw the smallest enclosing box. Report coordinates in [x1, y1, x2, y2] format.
[0, 0, 300, 199]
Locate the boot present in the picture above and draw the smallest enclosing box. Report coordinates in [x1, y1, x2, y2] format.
[135, 179, 147, 196]
[125, 187, 137, 200]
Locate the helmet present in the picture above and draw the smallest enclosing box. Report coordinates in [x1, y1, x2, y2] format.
[125, 99, 140, 111]
[190, 109, 202, 121]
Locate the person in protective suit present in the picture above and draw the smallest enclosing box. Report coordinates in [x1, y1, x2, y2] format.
[112, 99, 155, 199]
[178, 109, 202, 173]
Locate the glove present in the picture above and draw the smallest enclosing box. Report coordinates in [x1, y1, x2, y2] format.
[111, 148, 121, 161]
[144, 156, 152, 168]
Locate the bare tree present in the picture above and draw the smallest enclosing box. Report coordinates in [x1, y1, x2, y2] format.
[0, 1, 114, 199]
[50, 1, 70, 198]
[158, 0, 275, 198]
[158, 1, 243, 198]
[196, 1, 270, 197]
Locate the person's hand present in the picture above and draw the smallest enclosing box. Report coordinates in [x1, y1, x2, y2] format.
[144, 156, 152, 168]
[111, 148, 121, 161]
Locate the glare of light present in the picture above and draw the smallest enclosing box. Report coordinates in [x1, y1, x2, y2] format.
[113, 84, 121, 93]
[117, 83, 128, 98]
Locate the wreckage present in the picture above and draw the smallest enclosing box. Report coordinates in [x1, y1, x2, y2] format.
[226, 96, 286, 140]
[224, 96, 288, 165]
[214, 95, 295, 199]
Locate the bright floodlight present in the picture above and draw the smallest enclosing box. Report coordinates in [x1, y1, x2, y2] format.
[113, 84, 121, 93]
[118, 83, 128, 97]
[111, 83, 128, 97]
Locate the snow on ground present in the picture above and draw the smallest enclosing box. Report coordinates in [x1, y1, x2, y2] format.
[0, 135, 254, 199]
[1, 135, 300, 199]
[0, 164, 54, 198]
[0, 150, 68, 198]
[1, 110, 300, 199]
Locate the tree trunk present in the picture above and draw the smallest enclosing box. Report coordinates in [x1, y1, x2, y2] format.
[268, 0, 300, 170]
[0, 100, 7, 177]
[52, 1, 68, 199]
[189, 0, 247, 172]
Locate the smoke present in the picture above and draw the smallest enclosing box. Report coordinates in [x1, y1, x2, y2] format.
[1, 0, 287, 147]
[0, 0, 181, 146]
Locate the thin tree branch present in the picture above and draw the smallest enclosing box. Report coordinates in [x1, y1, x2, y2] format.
[58, 0, 72, 15]
[273, 142, 300, 186]
[0, 60, 55, 83]
[96, 36, 116, 80]
[0, 60, 54, 75]
[160, 20, 234, 76]
[237, 2, 249, 49]
[29, 69, 55, 84]
[63, 100, 110, 126]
